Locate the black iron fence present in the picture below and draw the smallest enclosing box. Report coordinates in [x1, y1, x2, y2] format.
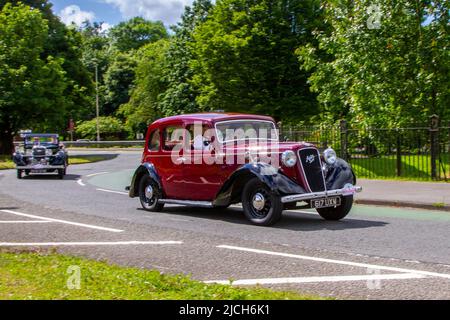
[280, 115, 450, 182]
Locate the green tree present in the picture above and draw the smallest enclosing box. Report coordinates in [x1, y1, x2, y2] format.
[298, 0, 449, 127]
[191, 0, 322, 122]
[75, 116, 124, 141]
[0, 3, 67, 154]
[159, 0, 213, 116]
[109, 17, 169, 52]
[0, 0, 94, 131]
[118, 40, 171, 136]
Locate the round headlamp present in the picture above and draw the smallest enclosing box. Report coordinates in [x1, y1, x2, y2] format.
[46, 149, 53, 156]
[323, 148, 337, 165]
[281, 151, 297, 168]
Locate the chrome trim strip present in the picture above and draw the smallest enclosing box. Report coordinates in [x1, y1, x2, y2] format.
[158, 199, 214, 208]
[281, 186, 363, 204]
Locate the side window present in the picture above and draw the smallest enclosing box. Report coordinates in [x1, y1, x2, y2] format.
[148, 130, 160, 152]
[163, 126, 184, 151]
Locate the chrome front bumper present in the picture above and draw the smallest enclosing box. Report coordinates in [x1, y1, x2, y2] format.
[16, 165, 65, 170]
[281, 185, 363, 204]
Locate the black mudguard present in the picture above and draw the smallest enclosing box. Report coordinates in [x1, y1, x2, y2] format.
[128, 163, 162, 198]
[213, 163, 307, 207]
[324, 158, 357, 190]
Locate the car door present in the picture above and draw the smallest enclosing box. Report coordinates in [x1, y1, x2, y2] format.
[157, 123, 188, 199]
[180, 121, 226, 201]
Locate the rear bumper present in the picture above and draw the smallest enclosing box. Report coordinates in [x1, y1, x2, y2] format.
[281, 185, 362, 204]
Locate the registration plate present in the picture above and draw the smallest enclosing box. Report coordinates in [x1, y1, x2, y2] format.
[311, 197, 341, 209]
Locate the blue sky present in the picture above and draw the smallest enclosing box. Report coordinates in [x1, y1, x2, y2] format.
[50, 0, 195, 29]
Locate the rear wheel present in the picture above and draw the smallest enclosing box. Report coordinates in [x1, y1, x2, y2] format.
[316, 196, 353, 221]
[139, 175, 165, 212]
[242, 178, 283, 226]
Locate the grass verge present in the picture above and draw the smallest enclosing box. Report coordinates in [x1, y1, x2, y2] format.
[0, 155, 110, 170]
[0, 251, 321, 300]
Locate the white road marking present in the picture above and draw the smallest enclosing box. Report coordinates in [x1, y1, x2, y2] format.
[218, 245, 450, 280]
[76, 179, 86, 186]
[0, 241, 183, 247]
[205, 273, 426, 286]
[0, 210, 124, 233]
[86, 172, 109, 177]
[96, 188, 128, 196]
[0, 221, 52, 224]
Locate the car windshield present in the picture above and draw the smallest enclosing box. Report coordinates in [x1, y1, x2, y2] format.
[25, 136, 58, 146]
[215, 120, 278, 143]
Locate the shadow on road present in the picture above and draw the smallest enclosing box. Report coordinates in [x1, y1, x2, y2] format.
[21, 174, 81, 181]
[147, 206, 388, 231]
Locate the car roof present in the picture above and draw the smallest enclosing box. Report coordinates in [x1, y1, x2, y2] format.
[24, 134, 58, 137]
[152, 113, 276, 126]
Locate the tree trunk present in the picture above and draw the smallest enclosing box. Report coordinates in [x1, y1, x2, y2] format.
[0, 129, 14, 155]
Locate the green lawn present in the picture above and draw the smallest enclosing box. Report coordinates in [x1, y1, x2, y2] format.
[0, 155, 110, 170]
[0, 251, 320, 300]
[351, 153, 450, 181]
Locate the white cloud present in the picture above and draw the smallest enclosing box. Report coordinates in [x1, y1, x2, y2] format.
[59, 5, 95, 27]
[102, 0, 194, 25]
[100, 22, 112, 33]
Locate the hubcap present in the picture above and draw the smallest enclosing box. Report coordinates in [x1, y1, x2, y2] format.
[252, 193, 266, 211]
[145, 185, 154, 200]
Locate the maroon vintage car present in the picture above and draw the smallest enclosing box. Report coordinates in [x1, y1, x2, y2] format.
[128, 113, 362, 226]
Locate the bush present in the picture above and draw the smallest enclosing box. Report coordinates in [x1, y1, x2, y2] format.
[76, 116, 124, 141]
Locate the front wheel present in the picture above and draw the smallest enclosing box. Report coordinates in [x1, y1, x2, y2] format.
[57, 169, 65, 180]
[316, 196, 353, 221]
[242, 178, 283, 226]
[17, 170, 23, 179]
[139, 176, 165, 212]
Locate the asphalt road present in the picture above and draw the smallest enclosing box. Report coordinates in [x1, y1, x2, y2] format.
[0, 151, 449, 300]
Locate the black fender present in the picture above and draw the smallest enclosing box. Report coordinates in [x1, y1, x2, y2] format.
[50, 151, 67, 166]
[324, 158, 357, 190]
[213, 163, 307, 207]
[128, 163, 163, 198]
[13, 153, 26, 167]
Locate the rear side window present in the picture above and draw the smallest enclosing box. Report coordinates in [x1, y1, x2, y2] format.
[163, 126, 184, 151]
[148, 130, 160, 152]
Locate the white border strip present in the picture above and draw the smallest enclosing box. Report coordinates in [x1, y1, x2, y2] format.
[218, 245, 450, 279]
[206, 273, 426, 285]
[0, 210, 124, 233]
[0, 221, 52, 224]
[0, 241, 183, 247]
[96, 188, 128, 196]
[86, 172, 110, 177]
[76, 179, 86, 187]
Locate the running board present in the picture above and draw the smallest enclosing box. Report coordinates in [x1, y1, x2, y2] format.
[158, 199, 214, 208]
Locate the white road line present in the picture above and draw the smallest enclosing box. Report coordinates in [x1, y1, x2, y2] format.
[96, 188, 128, 196]
[0, 221, 53, 224]
[76, 179, 86, 186]
[86, 172, 109, 177]
[205, 273, 426, 286]
[0, 241, 183, 247]
[0, 210, 124, 233]
[218, 245, 450, 280]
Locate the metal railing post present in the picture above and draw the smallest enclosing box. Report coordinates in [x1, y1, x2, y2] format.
[396, 130, 402, 177]
[340, 120, 348, 161]
[430, 115, 439, 180]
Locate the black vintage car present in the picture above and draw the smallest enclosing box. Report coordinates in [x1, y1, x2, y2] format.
[13, 134, 68, 179]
